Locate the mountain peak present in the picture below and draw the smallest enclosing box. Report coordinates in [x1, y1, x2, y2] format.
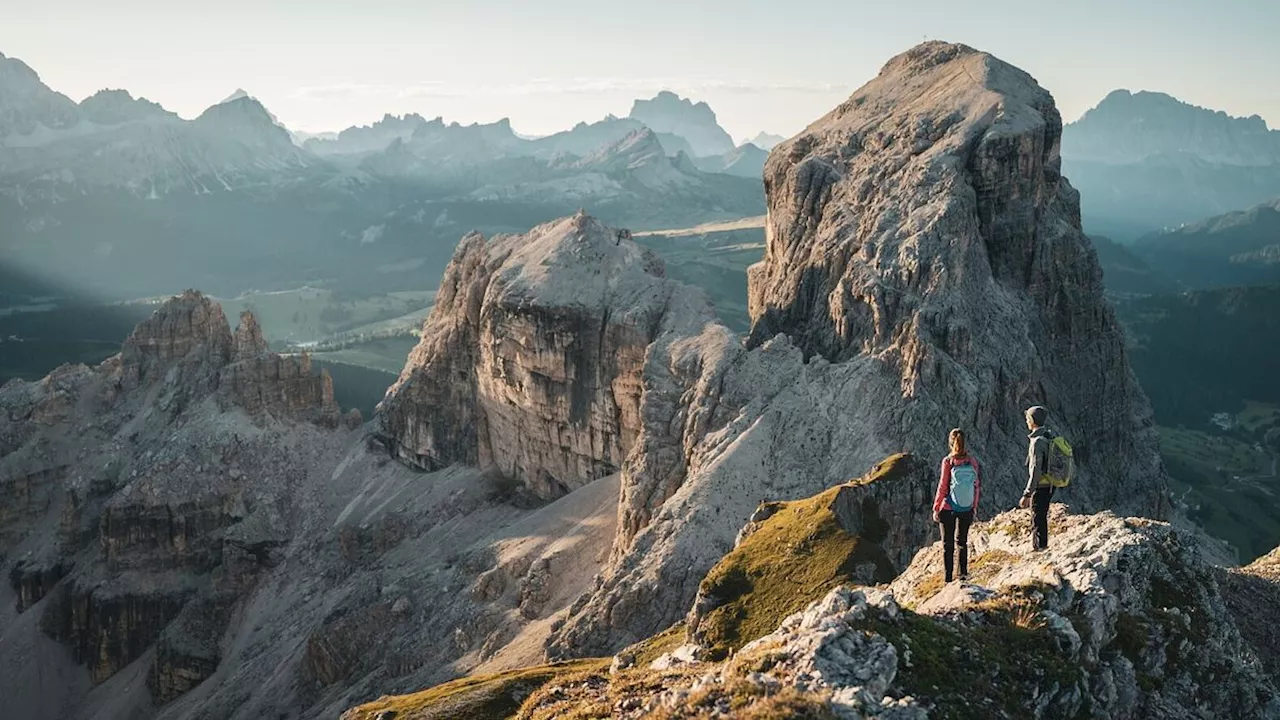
[573, 127, 667, 171]
[80, 88, 176, 125]
[628, 90, 735, 157]
[220, 88, 252, 104]
[193, 94, 297, 151]
[748, 131, 786, 150]
[548, 39, 1168, 655]
[1065, 86, 1279, 166]
[198, 95, 274, 123]
[0, 50, 81, 135]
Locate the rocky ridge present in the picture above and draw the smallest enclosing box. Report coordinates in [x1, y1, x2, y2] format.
[547, 40, 1169, 658]
[346, 491, 1280, 719]
[1, 290, 638, 719]
[0, 292, 343, 696]
[1064, 89, 1280, 167]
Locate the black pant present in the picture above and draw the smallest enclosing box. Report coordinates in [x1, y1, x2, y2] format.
[938, 509, 973, 581]
[1032, 486, 1055, 549]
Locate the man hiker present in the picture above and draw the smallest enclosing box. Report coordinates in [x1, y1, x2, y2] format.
[1019, 405, 1055, 550]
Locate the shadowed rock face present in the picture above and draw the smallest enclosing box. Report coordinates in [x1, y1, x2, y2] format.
[219, 310, 340, 427]
[549, 41, 1171, 658]
[118, 290, 233, 409]
[377, 212, 718, 500]
[40, 578, 196, 684]
[0, 290, 346, 707]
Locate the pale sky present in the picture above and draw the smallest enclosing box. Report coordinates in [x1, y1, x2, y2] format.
[4, 0, 1277, 142]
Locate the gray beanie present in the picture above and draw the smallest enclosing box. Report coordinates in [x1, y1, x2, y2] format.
[1026, 405, 1048, 426]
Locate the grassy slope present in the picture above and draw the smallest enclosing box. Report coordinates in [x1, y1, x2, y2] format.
[690, 454, 910, 660]
[337, 660, 611, 720]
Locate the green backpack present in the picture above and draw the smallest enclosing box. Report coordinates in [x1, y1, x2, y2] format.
[1043, 433, 1075, 488]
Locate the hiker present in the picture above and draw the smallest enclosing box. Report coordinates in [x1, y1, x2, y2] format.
[1020, 405, 1055, 550]
[933, 428, 980, 582]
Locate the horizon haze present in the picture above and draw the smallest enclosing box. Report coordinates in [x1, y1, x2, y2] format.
[3, 0, 1278, 140]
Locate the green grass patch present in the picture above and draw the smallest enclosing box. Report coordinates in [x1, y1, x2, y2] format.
[1238, 401, 1280, 436]
[518, 665, 837, 720]
[866, 604, 1081, 719]
[344, 658, 609, 720]
[624, 622, 687, 668]
[692, 455, 913, 660]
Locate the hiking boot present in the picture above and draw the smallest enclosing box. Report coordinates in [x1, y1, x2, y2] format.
[959, 574, 968, 582]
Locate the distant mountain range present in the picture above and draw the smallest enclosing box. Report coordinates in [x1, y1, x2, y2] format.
[1132, 197, 1280, 289]
[1063, 89, 1280, 240]
[693, 142, 768, 178]
[0, 51, 765, 302]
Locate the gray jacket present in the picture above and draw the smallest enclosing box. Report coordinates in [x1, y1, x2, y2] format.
[1023, 427, 1053, 496]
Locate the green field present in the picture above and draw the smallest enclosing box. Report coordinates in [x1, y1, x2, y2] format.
[635, 226, 764, 333]
[1160, 414, 1280, 561]
[1238, 401, 1280, 436]
[218, 287, 434, 346]
[310, 336, 420, 375]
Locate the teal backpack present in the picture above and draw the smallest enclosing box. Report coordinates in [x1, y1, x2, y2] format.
[948, 458, 978, 512]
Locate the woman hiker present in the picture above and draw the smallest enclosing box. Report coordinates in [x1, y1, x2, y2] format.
[932, 428, 981, 583]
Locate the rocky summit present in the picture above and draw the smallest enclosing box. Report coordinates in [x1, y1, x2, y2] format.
[547, 40, 1170, 659]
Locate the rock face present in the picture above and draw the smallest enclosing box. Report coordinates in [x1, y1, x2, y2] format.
[219, 310, 340, 427]
[119, 290, 233, 393]
[112, 291, 339, 425]
[550, 40, 1170, 657]
[1220, 546, 1280, 680]
[748, 40, 1166, 515]
[377, 212, 719, 499]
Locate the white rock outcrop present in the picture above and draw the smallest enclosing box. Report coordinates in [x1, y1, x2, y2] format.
[377, 211, 724, 499]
